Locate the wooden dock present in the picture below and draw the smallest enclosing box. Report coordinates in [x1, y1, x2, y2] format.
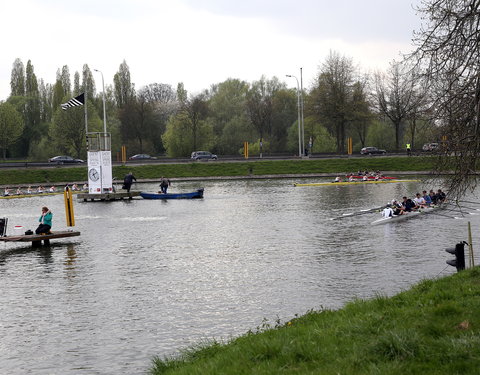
[0, 230, 81, 247]
[77, 191, 141, 202]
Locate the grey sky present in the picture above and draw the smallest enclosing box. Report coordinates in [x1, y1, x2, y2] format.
[0, 0, 423, 101]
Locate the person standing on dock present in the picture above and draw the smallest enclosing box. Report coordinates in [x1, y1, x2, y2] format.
[123, 172, 137, 193]
[159, 177, 171, 194]
[36, 206, 52, 234]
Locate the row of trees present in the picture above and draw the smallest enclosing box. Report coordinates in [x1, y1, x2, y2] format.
[1, 50, 443, 161]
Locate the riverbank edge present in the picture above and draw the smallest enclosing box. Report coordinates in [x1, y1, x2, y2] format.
[150, 267, 480, 374]
[0, 170, 434, 189]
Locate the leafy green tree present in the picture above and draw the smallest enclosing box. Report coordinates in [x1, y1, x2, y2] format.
[0, 102, 24, 159]
[39, 79, 53, 124]
[365, 119, 395, 151]
[82, 64, 96, 100]
[162, 91, 213, 157]
[245, 76, 284, 154]
[271, 88, 297, 152]
[310, 51, 355, 153]
[10, 58, 25, 97]
[20, 60, 42, 156]
[73, 71, 81, 95]
[349, 80, 373, 149]
[113, 60, 135, 109]
[60, 65, 71, 98]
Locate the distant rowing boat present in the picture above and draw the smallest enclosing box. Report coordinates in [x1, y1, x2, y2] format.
[140, 188, 204, 200]
[371, 205, 442, 225]
[0, 190, 83, 199]
[293, 179, 420, 187]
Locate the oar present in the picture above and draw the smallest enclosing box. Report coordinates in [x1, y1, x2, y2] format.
[330, 205, 385, 220]
[457, 200, 480, 205]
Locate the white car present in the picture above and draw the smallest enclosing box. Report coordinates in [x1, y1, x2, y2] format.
[191, 151, 218, 160]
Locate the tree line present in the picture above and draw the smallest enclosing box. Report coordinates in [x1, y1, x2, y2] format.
[1, 51, 441, 161]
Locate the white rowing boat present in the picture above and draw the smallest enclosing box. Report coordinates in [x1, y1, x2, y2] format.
[371, 206, 441, 226]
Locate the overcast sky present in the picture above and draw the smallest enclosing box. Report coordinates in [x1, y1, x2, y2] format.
[0, 0, 423, 101]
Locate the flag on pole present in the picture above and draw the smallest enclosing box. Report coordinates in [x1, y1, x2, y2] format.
[61, 93, 85, 110]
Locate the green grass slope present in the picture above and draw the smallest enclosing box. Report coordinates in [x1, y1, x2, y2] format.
[151, 267, 480, 375]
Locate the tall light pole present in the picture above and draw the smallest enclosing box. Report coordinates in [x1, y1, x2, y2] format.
[94, 69, 107, 134]
[286, 74, 303, 157]
[300, 68, 305, 156]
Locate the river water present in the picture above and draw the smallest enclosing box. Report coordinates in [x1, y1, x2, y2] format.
[1, 177, 479, 374]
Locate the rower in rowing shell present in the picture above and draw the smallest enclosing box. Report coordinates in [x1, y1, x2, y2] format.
[391, 200, 404, 215]
[382, 204, 394, 218]
[413, 193, 428, 208]
[333, 176, 341, 183]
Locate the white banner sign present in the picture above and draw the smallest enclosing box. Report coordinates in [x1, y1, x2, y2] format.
[87, 151, 113, 194]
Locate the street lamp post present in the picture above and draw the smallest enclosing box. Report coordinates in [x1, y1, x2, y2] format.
[286, 74, 303, 157]
[94, 69, 107, 135]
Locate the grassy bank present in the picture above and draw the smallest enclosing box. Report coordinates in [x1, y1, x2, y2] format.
[0, 156, 434, 186]
[151, 268, 480, 375]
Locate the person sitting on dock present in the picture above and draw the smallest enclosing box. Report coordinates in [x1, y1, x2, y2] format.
[36, 206, 53, 235]
[123, 172, 137, 193]
[159, 177, 171, 193]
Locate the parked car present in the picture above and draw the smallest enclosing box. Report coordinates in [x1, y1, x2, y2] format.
[422, 142, 439, 151]
[360, 147, 387, 155]
[48, 155, 84, 164]
[129, 154, 157, 160]
[191, 151, 218, 160]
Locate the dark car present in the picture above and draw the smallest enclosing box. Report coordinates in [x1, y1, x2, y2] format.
[360, 147, 387, 155]
[191, 151, 218, 160]
[129, 154, 157, 160]
[48, 155, 84, 164]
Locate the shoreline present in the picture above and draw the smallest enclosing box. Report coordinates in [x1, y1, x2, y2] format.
[0, 170, 434, 190]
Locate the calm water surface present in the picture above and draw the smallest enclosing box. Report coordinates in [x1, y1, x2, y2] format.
[1, 177, 479, 374]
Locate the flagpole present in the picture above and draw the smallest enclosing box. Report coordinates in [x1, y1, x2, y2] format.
[84, 90, 88, 150]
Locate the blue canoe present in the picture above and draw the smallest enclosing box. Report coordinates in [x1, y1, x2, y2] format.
[140, 188, 204, 200]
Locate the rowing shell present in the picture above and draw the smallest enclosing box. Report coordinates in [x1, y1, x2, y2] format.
[0, 191, 82, 199]
[371, 206, 441, 226]
[293, 179, 420, 187]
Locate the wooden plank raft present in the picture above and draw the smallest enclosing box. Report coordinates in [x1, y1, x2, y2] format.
[0, 230, 81, 247]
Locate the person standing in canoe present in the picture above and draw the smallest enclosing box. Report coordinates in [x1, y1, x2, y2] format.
[159, 177, 171, 194]
[36, 206, 52, 234]
[123, 172, 137, 193]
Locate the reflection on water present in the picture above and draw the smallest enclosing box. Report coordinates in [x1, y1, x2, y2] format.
[0, 177, 478, 374]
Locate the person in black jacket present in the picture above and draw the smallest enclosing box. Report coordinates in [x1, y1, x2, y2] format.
[123, 172, 136, 192]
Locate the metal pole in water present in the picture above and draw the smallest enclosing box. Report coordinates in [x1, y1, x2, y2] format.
[64, 186, 75, 227]
[468, 221, 475, 267]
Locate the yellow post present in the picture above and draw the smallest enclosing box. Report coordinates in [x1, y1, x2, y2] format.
[468, 221, 475, 267]
[347, 137, 353, 155]
[121, 145, 127, 164]
[64, 186, 75, 227]
[244, 141, 249, 159]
